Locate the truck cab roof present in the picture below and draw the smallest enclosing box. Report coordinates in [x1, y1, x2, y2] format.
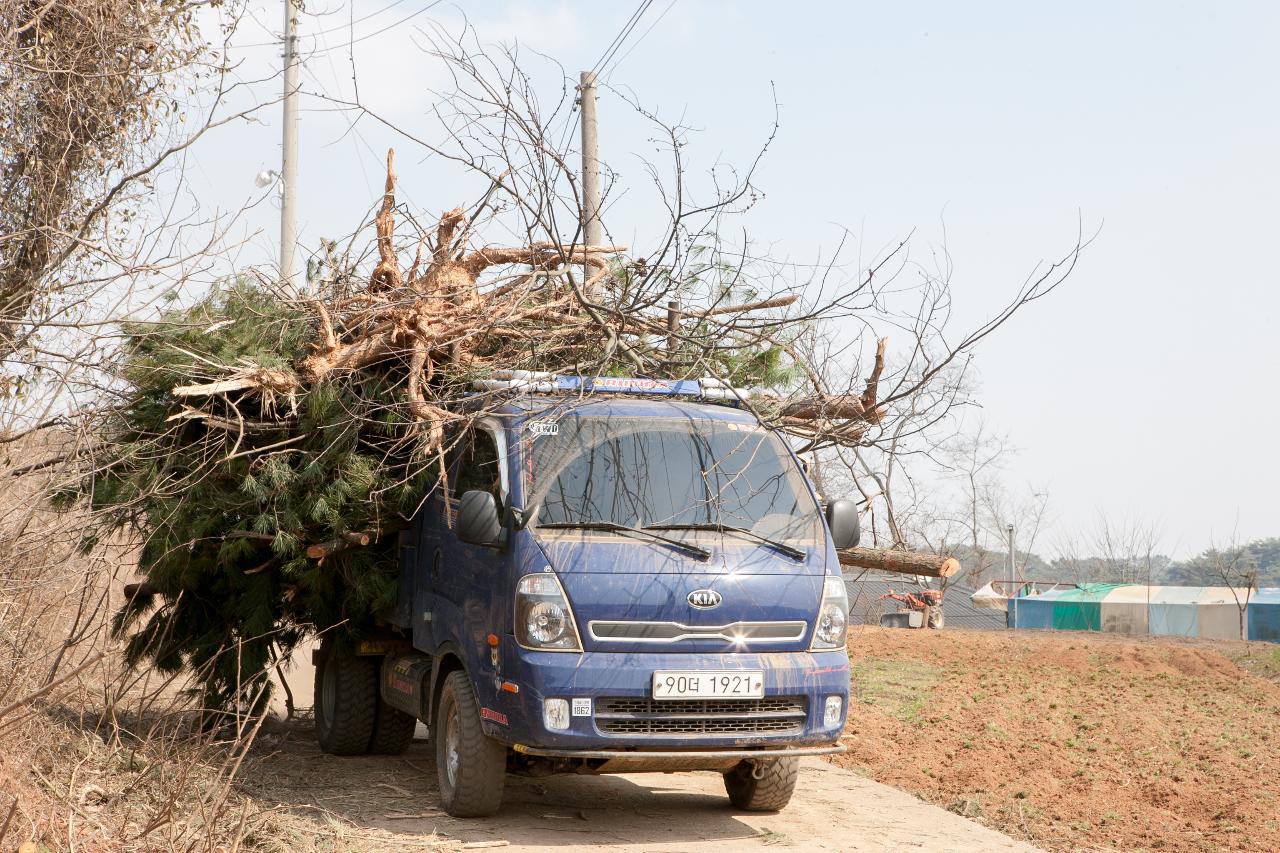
[479, 393, 762, 427]
[459, 372, 764, 427]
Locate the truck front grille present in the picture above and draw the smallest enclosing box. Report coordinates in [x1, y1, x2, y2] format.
[588, 620, 806, 644]
[594, 696, 807, 736]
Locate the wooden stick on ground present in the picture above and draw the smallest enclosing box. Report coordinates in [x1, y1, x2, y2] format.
[838, 546, 960, 578]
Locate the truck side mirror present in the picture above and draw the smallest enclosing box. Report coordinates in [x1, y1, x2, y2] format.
[457, 490, 502, 546]
[825, 498, 860, 550]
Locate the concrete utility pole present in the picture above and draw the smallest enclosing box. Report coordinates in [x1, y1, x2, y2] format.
[579, 70, 602, 293]
[279, 0, 301, 288]
[1007, 523, 1017, 628]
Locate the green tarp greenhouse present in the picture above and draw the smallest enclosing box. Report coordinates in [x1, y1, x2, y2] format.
[1002, 584, 1272, 642]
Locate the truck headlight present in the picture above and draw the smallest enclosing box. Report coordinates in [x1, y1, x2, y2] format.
[515, 574, 582, 651]
[810, 575, 849, 650]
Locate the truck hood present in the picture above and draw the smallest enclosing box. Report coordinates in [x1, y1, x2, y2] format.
[533, 536, 825, 653]
[533, 533, 827, 577]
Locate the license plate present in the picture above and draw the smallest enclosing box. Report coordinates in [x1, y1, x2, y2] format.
[652, 670, 765, 700]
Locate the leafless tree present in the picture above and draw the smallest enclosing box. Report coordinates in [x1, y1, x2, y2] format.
[1203, 536, 1258, 641]
[0, 0, 277, 426]
[826, 393, 1053, 594]
[1050, 515, 1165, 585]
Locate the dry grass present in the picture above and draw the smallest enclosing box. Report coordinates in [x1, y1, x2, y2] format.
[0, 434, 275, 851]
[0, 433, 476, 851]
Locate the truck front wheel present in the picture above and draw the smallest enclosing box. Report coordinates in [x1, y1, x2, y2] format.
[435, 670, 506, 817]
[314, 643, 378, 756]
[723, 756, 800, 811]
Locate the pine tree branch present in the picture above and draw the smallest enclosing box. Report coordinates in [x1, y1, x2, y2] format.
[226, 530, 275, 543]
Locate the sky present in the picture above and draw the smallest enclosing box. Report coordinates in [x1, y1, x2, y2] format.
[177, 1, 1280, 558]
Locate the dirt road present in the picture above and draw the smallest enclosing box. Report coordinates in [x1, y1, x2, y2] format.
[243, 730, 1041, 851]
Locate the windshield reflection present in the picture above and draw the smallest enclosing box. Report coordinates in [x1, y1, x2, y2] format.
[524, 416, 820, 543]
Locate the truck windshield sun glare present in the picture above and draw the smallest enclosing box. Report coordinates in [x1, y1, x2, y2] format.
[525, 416, 822, 547]
[515, 573, 582, 651]
[811, 576, 849, 650]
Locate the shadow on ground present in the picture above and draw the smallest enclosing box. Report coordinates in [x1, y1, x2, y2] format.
[242, 724, 769, 849]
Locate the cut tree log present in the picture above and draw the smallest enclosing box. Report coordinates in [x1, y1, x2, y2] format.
[780, 394, 867, 420]
[123, 581, 153, 598]
[305, 529, 376, 560]
[172, 367, 300, 398]
[837, 546, 960, 578]
[700, 293, 799, 317]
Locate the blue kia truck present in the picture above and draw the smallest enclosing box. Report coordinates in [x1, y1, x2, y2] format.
[311, 374, 860, 817]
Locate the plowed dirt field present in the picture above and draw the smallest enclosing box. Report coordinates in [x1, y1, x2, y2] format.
[835, 627, 1280, 852]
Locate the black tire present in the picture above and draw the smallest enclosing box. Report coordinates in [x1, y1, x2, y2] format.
[723, 757, 800, 811]
[369, 695, 417, 755]
[435, 670, 506, 817]
[314, 643, 378, 756]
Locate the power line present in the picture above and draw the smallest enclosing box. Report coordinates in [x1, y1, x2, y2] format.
[236, 0, 428, 50]
[299, 58, 374, 198]
[588, 1, 647, 75]
[602, 0, 678, 82]
[237, 1, 397, 48]
[317, 0, 443, 52]
[589, 0, 654, 79]
[317, 0, 412, 38]
[553, 0, 654, 157]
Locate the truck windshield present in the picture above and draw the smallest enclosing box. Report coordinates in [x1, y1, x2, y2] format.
[525, 416, 821, 543]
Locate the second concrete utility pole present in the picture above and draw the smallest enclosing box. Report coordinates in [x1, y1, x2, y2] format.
[579, 70, 603, 297]
[279, 0, 301, 288]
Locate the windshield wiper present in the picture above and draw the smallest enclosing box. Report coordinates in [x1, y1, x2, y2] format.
[536, 521, 712, 561]
[645, 523, 806, 561]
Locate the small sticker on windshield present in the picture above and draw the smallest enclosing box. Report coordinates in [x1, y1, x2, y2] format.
[528, 420, 559, 437]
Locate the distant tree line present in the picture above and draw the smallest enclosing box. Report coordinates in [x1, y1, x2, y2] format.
[945, 537, 1280, 589]
[1161, 538, 1280, 588]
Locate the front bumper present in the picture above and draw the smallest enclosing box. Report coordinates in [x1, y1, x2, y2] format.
[512, 743, 846, 774]
[491, 647, 850, 750]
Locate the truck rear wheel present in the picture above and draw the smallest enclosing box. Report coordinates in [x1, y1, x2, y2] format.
[314, 643, 378, 756]
[723, 756, 800, 811]
[369, 697, 417, 755]
[435, 670, 506, 817]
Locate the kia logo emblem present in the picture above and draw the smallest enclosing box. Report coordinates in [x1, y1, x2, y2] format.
[688, 589, 722, 609]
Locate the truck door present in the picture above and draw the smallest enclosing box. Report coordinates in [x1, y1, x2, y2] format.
[424, 422, 509, 659]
